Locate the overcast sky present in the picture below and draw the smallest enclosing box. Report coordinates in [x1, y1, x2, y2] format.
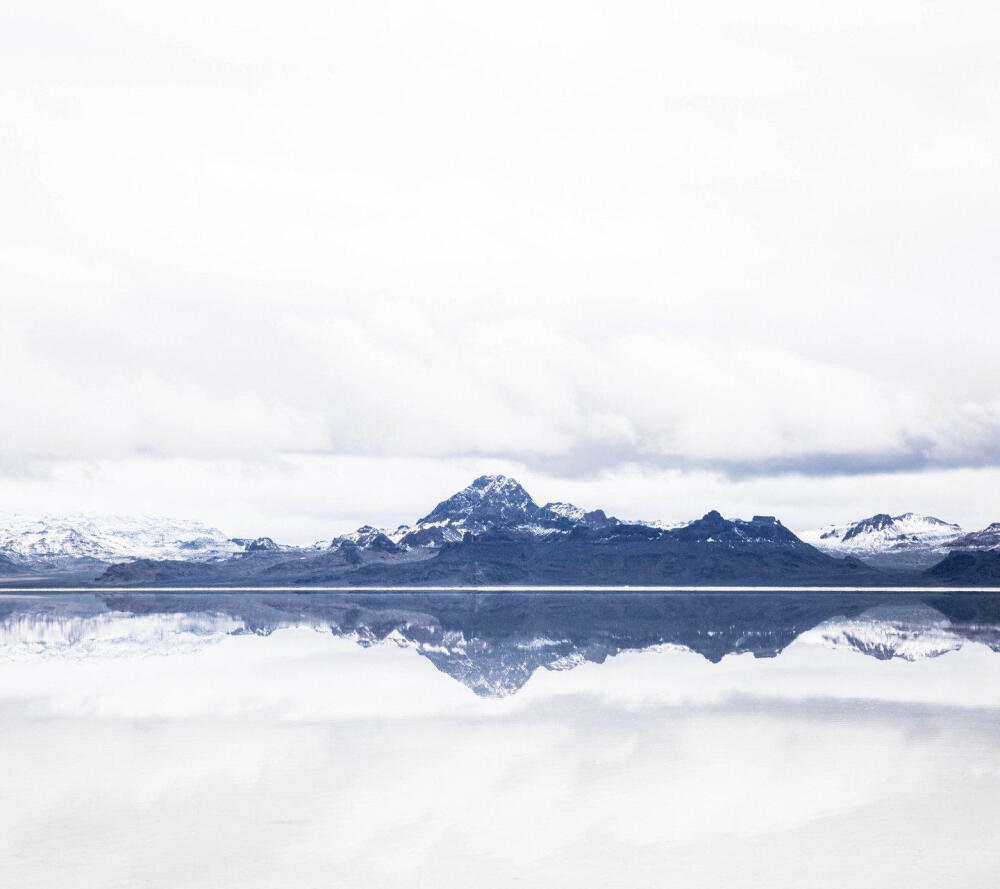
[1, 1, 998, 542]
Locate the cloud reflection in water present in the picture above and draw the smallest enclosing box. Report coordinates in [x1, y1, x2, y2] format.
[1, 592, 998, 888]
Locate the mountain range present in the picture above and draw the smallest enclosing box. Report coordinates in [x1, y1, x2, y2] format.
[1, 475, 998, 587]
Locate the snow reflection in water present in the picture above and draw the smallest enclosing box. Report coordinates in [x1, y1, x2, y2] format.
[1, 592, 999, 888]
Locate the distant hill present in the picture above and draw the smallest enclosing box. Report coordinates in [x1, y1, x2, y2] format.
[800, 512, 964, 569]
[925, 551, 1000, 585]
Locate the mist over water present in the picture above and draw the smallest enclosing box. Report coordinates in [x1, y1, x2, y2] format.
[2, 592, 999, 888]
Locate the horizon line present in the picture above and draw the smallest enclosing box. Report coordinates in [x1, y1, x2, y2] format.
[1, 585, 999, 594]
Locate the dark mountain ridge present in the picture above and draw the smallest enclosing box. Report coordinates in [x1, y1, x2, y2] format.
[3, 475, 996, 588]
[95, 503, 883, 587]
[926, 550, 1000, 584]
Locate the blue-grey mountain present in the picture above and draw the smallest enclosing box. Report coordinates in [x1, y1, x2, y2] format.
[2, 475, 997, 586]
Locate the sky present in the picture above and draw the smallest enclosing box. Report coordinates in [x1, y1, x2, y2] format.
[1, 1, 998, 543]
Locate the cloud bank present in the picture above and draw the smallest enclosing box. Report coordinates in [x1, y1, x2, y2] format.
[2, 1, 998, 533]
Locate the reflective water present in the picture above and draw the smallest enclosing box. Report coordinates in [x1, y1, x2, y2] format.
[2, 592, 999, 887]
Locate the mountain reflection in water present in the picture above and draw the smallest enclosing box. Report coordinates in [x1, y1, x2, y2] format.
[4, 591, 1000, 889]
[2, 591, 999, 696]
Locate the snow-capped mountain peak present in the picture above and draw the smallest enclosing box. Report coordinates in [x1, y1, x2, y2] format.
[543, 501, 588, 523]
[799, 511, 967, 568]
[310, 477, 556, 554]
[803, 512, 963, 552]
[838, 513, 894, 541]
[392, 476, 620, 548]
[418, 474, 539, 527]
[0, 512, 245, 566]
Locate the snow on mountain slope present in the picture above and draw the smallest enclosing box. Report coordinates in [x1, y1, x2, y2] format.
[320, 476, 813, 560]
[392, 475, 591, 548]
[313, 476, 625, 555]
[948, 523, 1000, 551]
[0, 513, 245, 566]
[418, 474, 543, 530]
[543, 501, 587, 523]
[632, 519, 691, 532]
[801, 512, 963, 554]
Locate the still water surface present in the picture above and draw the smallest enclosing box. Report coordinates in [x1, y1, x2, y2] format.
[2, 591, 999, 888]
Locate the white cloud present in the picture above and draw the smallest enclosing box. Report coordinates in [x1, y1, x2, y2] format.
[1, 0, 998, 532]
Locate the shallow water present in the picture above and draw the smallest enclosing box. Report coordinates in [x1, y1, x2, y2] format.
[2, 591, 999, 888]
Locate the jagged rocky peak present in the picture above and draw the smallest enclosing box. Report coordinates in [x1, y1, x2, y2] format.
[667, 510, 802, 546]
[230, 536, 280, 552]
[389, 478, 621, 550]
[543, 501, 587, 522]
[543, 501, 615, 529]
[842, 513, 895, 540]
[660, 510, 727, 541]
[419, 475, 541, 527]
[326, 525, 402, 554]
[348, 525, 387, 545]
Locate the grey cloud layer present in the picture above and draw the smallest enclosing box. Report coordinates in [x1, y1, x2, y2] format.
[3, 302, 999, 479]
